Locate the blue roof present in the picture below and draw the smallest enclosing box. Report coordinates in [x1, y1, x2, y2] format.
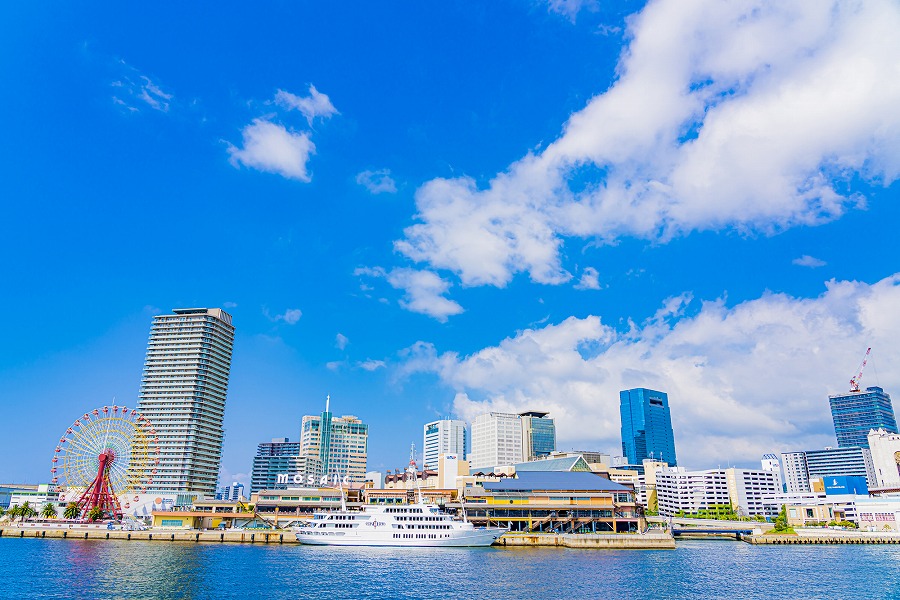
[482, 471, 631, 492]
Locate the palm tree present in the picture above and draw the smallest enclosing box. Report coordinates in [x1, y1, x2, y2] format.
[41, 503, 58, 519]
[6, 505, 20, 522]
[64, 503, 80, 520]
[86, 506, 104, 522]
[19, 502, 37, 523]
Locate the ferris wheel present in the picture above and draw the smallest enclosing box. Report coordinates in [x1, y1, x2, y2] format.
[51, 405, 160, 519]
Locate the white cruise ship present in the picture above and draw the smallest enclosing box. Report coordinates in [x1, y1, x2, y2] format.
[294, 502, 505, 547]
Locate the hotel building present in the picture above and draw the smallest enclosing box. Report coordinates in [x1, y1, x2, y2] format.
[422, 419, 468, 468]
[137, 307, 235, 496]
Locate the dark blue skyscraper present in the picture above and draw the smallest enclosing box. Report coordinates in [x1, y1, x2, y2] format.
[620, 388, 677, 466]
[829, 386, 897, 448]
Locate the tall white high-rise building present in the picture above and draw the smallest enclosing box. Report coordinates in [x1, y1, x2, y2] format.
[470, 412, 523, 469]
[137, 308, 235, 496]
[423, 419, 468, 468]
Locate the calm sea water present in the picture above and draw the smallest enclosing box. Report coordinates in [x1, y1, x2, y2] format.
[1, 538, 899, 599]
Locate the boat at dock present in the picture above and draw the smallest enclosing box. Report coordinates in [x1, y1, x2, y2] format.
[294, 502, 505, 547]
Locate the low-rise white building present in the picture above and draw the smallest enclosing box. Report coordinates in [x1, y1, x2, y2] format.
[657, 468, 780, 517]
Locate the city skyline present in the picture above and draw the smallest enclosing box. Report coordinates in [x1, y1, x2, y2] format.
[2, 2, 900, 487]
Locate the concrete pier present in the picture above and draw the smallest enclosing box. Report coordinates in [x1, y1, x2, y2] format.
[496, 532, 675, 549]
[0, 526, 674, 548]
[745, 532, 900, 545]
[0, 527, 300, 544]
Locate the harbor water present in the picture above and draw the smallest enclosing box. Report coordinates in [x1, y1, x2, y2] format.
[2, 537, 899, 599]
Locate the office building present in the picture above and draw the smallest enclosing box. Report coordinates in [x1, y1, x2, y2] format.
[829, 386, 897, 448]
[805, 447, 875, 486]
[216, 481, 245, 501]
[470, 412, 523, 470]
[300, 398, 368, 482]
[519, 411, 557, 461]
[137, 307, 235, 496]
[423, 419, 468, 468]
[620, 388, 677, 466]
[868, 428, 900, 489]
[250, 437, 320, 493]
[781, 447, 876, 493]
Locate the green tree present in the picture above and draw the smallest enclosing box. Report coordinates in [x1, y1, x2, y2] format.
[19, 501, 37, 523]
[773, 505, 789, 532]
[6, 505, 20, 522]
[86, 506, 104, 522]
[63, 503, 80, 520]
[41, 503, 58, 519]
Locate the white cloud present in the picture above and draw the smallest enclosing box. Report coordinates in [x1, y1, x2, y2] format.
[267, 308, 302, 324]
[355, 266, 464, 322]
[546, 0, 598, 22]
[111, 65, 173, 113]
[223, 301, 238, 308]
[227, 119, 315, 182]
[356, 169, 398, 194]
[275, 86, 338, 125]
[358, 359, 386, 371]
[793, 255, 827, 268]
[574, 267, 601, 290]
[326, 361, 345, 372]
[397, 0, 900, 289]
[336, 333, 349, 350]
[400, 273, 900, 467]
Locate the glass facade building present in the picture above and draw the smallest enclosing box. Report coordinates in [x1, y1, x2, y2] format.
[620, 388, 677, 466]
[520, 411, 556, 461]
[422, 419, 468, 469]
[829, 386, 898, 448]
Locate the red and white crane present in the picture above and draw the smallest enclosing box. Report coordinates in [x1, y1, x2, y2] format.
[849, 347, 872, 392]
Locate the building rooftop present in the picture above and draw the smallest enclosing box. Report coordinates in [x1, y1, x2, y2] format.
[483, 472, 630, 493]
[515, 456, 591, 472]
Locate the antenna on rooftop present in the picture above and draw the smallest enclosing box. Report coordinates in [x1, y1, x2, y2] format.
[326, 394, 330, 412]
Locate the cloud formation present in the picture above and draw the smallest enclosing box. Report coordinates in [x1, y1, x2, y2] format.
[227, 119, 315, 181]
[275, 86, 339, 125]
[111, 62, 173, 113]
[400, 273, 900, 467]
[793, 255, 827, 268]
[574, 267, 601, 290]
[229, 86, 337, 181]
[269, 308, 302, 324]
[396, 0, 900, 289]
[355, 267, 464, 322]
[356, 169, 398, 194]
[336, 333, 349, 350]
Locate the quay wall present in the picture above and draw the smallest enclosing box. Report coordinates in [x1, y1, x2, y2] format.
[0, 527, 674, 548]
[496, 532, 675, 549]
[0, 527, 300, 544]
[746, 533, 900, 545]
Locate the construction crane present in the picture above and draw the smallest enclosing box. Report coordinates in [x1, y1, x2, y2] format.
[849, 347, 872, 392]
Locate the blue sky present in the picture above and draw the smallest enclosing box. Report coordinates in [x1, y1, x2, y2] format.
[2, 0, 899, 488]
